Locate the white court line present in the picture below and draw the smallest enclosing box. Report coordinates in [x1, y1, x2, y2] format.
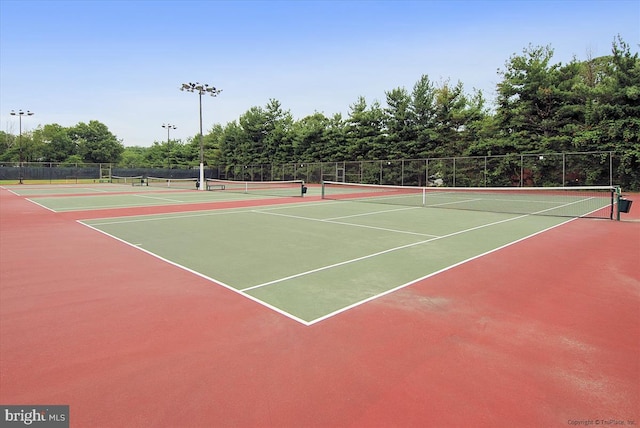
[323, 205, 421, 221]
[83, 200, 339, 225]
[354, 190, 601, 208]
[307, 216, 576, 325]
[133, 194, 186, 203]
[78, 221, 311, 325]
[1, 187, 21, 196]
[25, 198, 58, 212]
[79, 197, 596, 326]
[242, 197, 591, 293]
[253, 209, 440, 238]
[240, 213, 528, 292]
[428, 198, 483, 207]
[85, 205, 281, 225]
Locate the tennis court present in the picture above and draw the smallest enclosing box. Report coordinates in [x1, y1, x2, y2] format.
[9, 180, 624, 324]
[81, 200, 579, 324]
[10, 179, 308, 212]
[1, 181, 638, 427]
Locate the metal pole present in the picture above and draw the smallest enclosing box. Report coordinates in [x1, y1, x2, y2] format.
[10, 110, 34, 184]
[162, 124, 176, 169]
[199, 90, 204, 190]
[18, 115, 22, 184]
[609, 151, 613, 186]
[425, 158, 429, 187]
[484, 156, 487, 187]
[180, 82, 221, 191]
[453, 157, 456, 187]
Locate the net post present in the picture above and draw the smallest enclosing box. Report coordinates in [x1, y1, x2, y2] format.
[615, 186, 621, 221]
[199, 162, 205, 191]
[321, 181, 326, 199]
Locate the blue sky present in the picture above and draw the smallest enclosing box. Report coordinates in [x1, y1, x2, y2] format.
[1, 0, 638, 147]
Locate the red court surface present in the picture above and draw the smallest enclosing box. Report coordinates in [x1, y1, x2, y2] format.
[1, 188, 638, 427]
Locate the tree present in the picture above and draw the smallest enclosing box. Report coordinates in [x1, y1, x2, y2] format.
[263, 99, 295, 164]
[68, 120, 124, 163]
[0, 131, 18, 162]
[119, 146, 147, 168]
[384, 87, 415, 159]
[215, 121, 244, 167]
[34, 124, 74, 162]
[410, 74, 439, 158]
[292, 112, 331, 162]
[591, 36, 640, 189]
[495, 44, 563, 153]
[432, 80, 485, 158]
[345, 96, 386, 160]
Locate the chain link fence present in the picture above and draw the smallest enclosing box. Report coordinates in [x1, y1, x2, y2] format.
[214, 151, 620, 187]
[0, 151, 625, 188]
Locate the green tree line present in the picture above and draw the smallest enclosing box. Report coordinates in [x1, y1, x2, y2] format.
[2, 37, 638, 188]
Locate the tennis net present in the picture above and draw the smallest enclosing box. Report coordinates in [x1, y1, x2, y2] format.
[111, 175, 144, 185]
[205, 178, 306, 197]
[321, 181, 620, 219]
[146, 176, 199, 189]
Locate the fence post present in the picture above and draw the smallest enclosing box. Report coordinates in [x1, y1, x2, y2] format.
[484, 156, 487, 187]
[453, 157, 456, 187]
[425, 159, 429, 187]
[609, 151, 613, 187]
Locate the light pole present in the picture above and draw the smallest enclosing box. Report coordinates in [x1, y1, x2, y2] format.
[162, 123, 177, 143]
[162, 123, 177, 169]
[180, 82, 222, 190]
[10, 109, 34, 184]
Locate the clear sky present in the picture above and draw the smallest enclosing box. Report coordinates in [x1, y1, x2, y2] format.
[1, 0, 638, 147]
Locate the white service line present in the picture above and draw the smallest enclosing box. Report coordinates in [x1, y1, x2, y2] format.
[240, 212, 530, 292]
[133, 194, 186, 202]
[253, 209, 440, 238]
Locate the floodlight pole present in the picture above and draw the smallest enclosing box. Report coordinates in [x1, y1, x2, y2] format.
[10, 109, 34, 184]
[180, 82, 222, 190]
[162, 123, 176, 144]
[162, 124, 177, 169]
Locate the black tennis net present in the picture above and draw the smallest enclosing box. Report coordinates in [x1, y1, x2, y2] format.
[111, 175, 144, 185]
[321, 181, 620, 219]
[146, 177, 199, 189]
[206, 179, 305, 197]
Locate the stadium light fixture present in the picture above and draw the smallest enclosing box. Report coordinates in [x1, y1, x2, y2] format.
[162, 123, 177, 144]
[180, 82, 222, 190]
[10, 109, 35, 184]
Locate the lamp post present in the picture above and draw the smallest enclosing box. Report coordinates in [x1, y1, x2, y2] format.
[10, 109, 34, 184]
[180, 82, 222, 190]
[162, 123, 176, 143]
[162, 123, 177, 169]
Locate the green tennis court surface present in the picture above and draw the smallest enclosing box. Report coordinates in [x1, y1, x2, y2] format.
[7, 181, 312, 211]
[28, 191, 284, 211]
[4, 183, 151, 196]
[81, 200, 574, 324]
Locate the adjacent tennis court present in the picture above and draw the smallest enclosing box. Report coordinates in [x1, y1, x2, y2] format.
[12, 179, 308, 212]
